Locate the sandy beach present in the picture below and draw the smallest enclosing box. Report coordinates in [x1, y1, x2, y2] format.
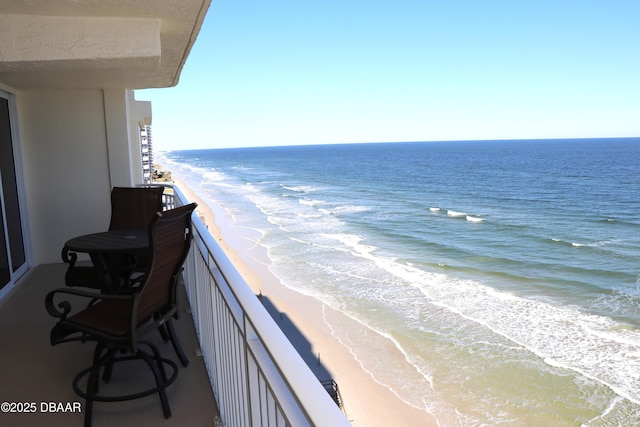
[172, 176, 437, 426]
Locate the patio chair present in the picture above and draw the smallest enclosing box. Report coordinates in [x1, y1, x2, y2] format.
[46, 203, 197, 427]
[64, 186, 165, 289]
[108, 186, 166, 231]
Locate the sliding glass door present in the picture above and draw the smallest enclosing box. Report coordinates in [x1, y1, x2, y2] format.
[0, 91, 27, 291]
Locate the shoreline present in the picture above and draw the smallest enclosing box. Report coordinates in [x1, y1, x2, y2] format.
[171, 175, 438, 426]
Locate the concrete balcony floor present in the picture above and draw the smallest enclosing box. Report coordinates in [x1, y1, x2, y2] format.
[0, 263, 220, 427]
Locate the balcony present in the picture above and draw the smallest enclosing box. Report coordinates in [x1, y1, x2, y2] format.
[0, 263, 219, 426]
[0, 184, 350, 426]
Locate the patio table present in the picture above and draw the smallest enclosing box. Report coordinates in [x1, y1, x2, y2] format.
[62, 229, 149, 291]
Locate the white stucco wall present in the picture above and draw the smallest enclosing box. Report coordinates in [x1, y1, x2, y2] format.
[16, 89, 140, 264]
[104, 89, 136, 187]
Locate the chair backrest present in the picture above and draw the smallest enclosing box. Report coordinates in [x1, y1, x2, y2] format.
[136, 203, 197, 323]
[109, 186, 165, 231]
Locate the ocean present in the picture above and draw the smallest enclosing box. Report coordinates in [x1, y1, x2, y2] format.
[159, 138, 640, 426]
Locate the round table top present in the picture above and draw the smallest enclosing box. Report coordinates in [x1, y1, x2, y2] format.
[64, 229, 149, 253]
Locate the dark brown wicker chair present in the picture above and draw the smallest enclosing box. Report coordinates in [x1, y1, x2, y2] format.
[46, 203, 197, 427]
[64, 186, 165, 289]
[108, 186, 166, 230]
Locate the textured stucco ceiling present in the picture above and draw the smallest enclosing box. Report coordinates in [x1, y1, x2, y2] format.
[0, 0, 212, 90]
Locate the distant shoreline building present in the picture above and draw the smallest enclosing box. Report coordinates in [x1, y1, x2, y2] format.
[140, 124, 153, 184]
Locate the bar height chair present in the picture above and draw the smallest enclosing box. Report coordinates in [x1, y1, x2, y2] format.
[46, 203, 197, 427]
[63, 186, 165, 290]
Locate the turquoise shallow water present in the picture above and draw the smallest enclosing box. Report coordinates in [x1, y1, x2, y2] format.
[161, 138, 640, 425]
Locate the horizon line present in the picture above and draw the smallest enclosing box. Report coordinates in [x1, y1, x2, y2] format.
[157, 135, 640, 152]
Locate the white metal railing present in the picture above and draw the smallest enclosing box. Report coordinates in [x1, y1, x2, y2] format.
[167, 185, 351, 427]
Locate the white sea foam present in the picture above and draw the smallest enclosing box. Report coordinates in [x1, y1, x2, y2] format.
[466, 215, 484, 222]
[552, 238, 601, 248]
[320, 233, 374, 255]
[318, 205, 370, 215]
[331, 205, 370, 214]
[307, 229, 640, 407]
[571, 239, 618, 249]
[202, 170, 226, 182]
[297, 212, 323, 219]
[585, 396, 626, 425]
[413, 276, 640, 406]
[281, 184, 321, 193]
[298, 198, 324, 207]
[447, 210, 467, 217]
[429, 207, 441, 212]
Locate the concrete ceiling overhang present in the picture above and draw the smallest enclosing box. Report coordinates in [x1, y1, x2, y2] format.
[0, 0, 212, 90]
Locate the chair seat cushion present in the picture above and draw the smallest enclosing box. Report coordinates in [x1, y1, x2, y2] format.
[69, 299, 133, 337]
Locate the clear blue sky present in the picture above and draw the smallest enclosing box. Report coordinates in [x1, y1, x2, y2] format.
[137, 0, 640, 151]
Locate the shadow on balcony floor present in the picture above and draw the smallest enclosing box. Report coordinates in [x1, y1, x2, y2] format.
[0, 263, 219, 427]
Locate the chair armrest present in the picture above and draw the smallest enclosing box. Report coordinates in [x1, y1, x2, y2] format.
[61, 247, 77, 266]
[45, 287, 136, 319]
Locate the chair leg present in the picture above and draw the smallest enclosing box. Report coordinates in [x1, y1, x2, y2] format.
[102, 357, 115, 383]
[155, 313, 170, 341]
[139, 344, 172, 419]
[146, 342, 171, 383]
[158, 324, 170, 341]
[84, 367, 98, 427]
[72, 342, 177, 425]
[84, 343, 106, 427]
[165, 318, 189, 367]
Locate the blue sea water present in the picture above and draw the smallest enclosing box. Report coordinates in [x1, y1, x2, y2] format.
[160, 138, 640, 426]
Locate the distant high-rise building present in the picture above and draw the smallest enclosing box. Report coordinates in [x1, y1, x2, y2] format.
[140, 124, 153, 184]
